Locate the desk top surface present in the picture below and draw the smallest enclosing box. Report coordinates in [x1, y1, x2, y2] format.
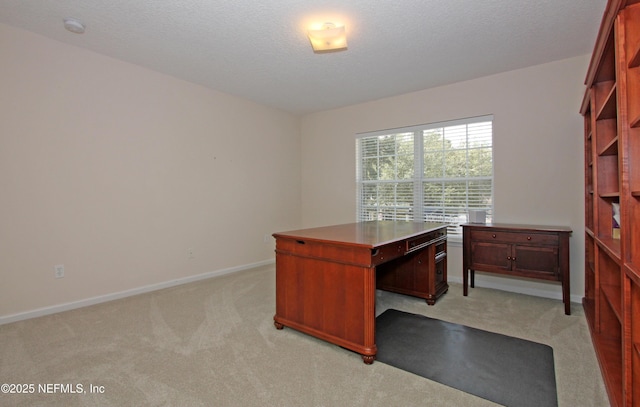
[273, 221, 448, 248]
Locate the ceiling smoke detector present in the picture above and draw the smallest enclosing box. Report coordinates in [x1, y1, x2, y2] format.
[63, 18, 85, 34]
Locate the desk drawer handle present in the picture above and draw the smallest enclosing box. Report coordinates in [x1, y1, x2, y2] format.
[406, 235, 447, 254]
[296, 240, 306, 245]
[435, 252, 447, 262]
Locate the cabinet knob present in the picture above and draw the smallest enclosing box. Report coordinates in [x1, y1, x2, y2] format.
[492, 234, 496, 238]
[527, 236, 532, 240]
[507, 256, 512, 260]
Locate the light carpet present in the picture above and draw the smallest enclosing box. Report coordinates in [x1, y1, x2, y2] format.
[0, 264, 608, 406]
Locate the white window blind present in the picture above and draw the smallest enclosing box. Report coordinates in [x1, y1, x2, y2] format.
[356, 115, 493, 238]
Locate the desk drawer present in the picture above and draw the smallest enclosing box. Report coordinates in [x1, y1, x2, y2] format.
[276, 238, 373, 267]
[407, 228, 447, 253]
[470, 230, 558, 245]
[371, 242, 405, 266]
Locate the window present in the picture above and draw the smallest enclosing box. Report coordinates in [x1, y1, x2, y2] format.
[356, 115, 493, 238]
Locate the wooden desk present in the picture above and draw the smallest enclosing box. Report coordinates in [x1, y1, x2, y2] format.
[273, 221, 448, 364]
[462, 223, 572, 314]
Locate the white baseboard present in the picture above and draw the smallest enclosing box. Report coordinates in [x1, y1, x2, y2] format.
[4, 260, 579, 326]
[0, 259, 275, 326]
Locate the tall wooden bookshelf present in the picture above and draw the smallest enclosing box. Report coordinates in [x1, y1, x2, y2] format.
[581, 1, 640, 406]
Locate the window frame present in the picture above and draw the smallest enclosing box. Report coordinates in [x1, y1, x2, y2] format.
[355, 115, 494, 240]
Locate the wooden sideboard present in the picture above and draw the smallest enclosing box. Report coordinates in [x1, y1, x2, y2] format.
[273, 221, 448, 364]
[462, 223, 572, 315]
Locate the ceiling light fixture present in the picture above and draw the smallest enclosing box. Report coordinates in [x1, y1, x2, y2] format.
[63, 18, 86, 34]
[307, 22, 347, 53]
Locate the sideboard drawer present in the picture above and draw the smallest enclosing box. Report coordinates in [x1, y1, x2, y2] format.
[470, 230, 559, 246]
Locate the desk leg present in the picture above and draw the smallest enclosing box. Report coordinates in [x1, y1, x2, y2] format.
[562, 274, 571, 315]
[463, 268, 468, 296]
[560, 235, 571, 315]
[462, 227, 472, 296]
[463, 269, 475, 297]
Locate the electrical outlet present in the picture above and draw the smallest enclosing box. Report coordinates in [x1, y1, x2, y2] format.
[188, 248, 194, 259]
[263, 234, 271, 243]
[54, 264, 65, 279]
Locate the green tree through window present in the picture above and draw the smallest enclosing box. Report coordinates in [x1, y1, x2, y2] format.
[356, 116, 493, 237]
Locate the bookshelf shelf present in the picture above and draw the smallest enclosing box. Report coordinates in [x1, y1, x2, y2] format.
[598, 136, 619, 155]
[626, 263, 640, 286]
[602, 283, 622, 322]
[596, 235, 622, 263]
[596, 83, 617, 120]
[629, 44, 640, 68]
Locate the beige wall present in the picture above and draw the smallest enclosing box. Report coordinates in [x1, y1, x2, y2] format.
[0, 20, 590, 320]
[0, 24, 301, 320]
[300, 55, 589, 303]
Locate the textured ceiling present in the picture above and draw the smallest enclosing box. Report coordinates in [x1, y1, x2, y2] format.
[0, 0, 605, 115]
